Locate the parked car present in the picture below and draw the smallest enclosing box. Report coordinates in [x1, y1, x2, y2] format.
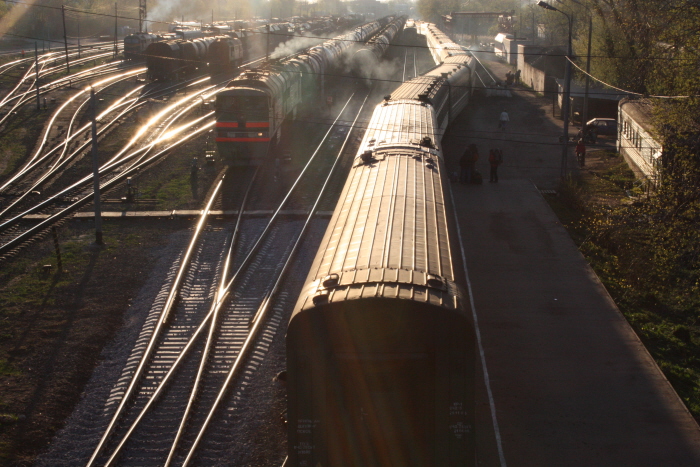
[586, 118, 618, 136]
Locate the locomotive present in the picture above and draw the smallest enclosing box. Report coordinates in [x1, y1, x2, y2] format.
[207, 37, 244, 76]
[286, 24, 477, 467]
[214, 17, 395, 166]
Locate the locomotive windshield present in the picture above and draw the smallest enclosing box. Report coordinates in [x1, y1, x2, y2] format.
[216, 95, 268, 121]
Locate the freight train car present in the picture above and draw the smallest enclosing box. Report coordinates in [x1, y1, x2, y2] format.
[214, 17, 392, 165]
[350, 16, 406, 80]
[124, 33, 161, 60]
[144, 36, 221, 80]
[287, 25, 476, 467]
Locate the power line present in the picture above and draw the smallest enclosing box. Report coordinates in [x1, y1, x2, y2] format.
[0, 0, 689, 64]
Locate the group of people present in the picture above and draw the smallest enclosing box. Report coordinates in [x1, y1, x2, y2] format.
[505, 69, 521, 86]
[459, 144, 504, 184]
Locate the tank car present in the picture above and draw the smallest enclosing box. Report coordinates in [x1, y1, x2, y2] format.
[214, 18, 390, 166]
[181, 37, 215, 73]
[174, 28, 204, 40]
[145, 41, 182, 80]
[350, 16, 406, 80]
[145, 37, 217, 80]
[124, 33, 160, 60]
[287, 26, 477, 467]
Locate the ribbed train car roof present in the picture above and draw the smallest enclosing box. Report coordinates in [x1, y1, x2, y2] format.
[359, 100, 440, 154]
[293, 146, 458, 312]
[293, 102, 459, 314]
[389, 78, 444, 105]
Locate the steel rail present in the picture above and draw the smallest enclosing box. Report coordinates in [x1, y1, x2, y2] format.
[1, 66, 145, 181]
[1, 56, 121, 110]
[101, 166, 261, 467]
[0, 103, 215, 234]
[0, 72, 212, 197]
[0, 73, 144, 194]
[181, 89, 371, 467]
[85, 170, 227, 467]
[0, 94, 149, 218]
[96, 92, 358, 466]
[0, 117, 215, 255]
[0, 61, 133, 128]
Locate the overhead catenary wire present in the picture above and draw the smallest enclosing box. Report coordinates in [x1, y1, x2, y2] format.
[1, 0, 699, 64]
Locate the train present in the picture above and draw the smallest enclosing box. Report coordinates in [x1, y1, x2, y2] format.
[142, 22, 299, 81]
[124, 33, 162, 60]
[124, 16, 358, 63]
[350, 15, 407, 80]
[144, 36, 223, 80]
[207, 36, 245, 76]
[286, 24, 477, 467]
[421, 21, 465, 65]
[214, 16, 395, 166]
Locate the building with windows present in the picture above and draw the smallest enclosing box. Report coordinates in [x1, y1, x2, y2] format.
[618, 98, 662, 187]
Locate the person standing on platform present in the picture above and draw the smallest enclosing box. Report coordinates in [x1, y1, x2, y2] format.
[489, 149, 503, 182]
[498, 110, 509, 131]
[575, 139, 586, 167]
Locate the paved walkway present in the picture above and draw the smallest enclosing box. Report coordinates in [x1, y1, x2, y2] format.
[442, 55, 700, 466]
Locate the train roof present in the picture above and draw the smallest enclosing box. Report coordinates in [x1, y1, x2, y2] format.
[358, 99, 441, 157]
[291, 121, 459, 317]
[390, 76, 445, 103]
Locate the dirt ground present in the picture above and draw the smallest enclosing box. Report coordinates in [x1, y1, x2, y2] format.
[0, 220, 188, 466]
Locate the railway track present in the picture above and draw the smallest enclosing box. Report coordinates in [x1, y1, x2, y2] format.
[0, 52, 271, 258]
[42, 89, 367, 467]
[0, 77, 235, 255]
[0, 45, 125, 127]
[31, 33, 421, 466]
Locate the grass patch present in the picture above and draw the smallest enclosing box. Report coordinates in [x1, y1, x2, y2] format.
[0, 105, 47, 179]
[546, 152, 700, 422]
[0, 360, 20, 377]
[0, 220, 174, 465]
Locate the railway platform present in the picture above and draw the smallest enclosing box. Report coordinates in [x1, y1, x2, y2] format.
[442, 56, 700, 465]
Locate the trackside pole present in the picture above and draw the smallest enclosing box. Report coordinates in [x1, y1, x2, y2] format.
[114, 3, 118, 59]
[52, 226, 62, 272]
[62, 5, 70, 74]
[91, 88, 104, 245]
[35, 43, 40, 111]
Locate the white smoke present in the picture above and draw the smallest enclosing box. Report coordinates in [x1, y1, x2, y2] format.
[269, 28, 349, 60]
[270, 35, 324, 59]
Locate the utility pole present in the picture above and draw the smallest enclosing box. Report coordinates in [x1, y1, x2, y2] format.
[114, 3, 118, 59]
[62, 5, 70, 74]
[91, 88, 104, 245]
[35, 43, 40, 111]
[582, 15, 592, 138]
[538, 1, 572, 178]
[77, 12, 81, 59]
[266, 23, 270, 60]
